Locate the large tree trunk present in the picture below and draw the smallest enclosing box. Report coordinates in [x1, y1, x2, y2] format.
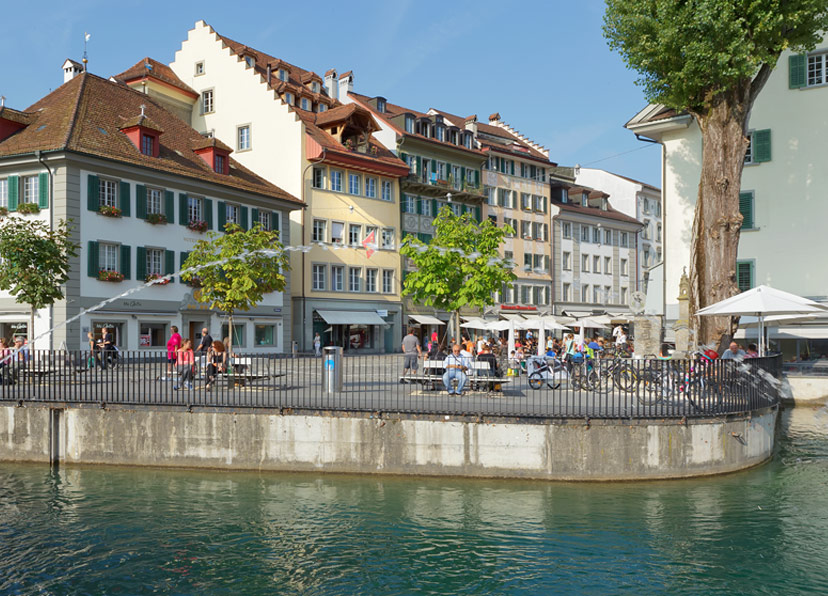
[688, 85, 751, 351]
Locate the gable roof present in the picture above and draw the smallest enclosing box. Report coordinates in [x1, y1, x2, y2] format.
[0, 73, 300, 205]
[114, 57, 197, 98]
[552, 185, 642, 226]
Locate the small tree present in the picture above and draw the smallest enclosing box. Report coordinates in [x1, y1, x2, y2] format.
[604, 0, 828, 349]
[401, 206, 515, 343]
[0, 218, 78, 350]
[180, 223, 289, 346]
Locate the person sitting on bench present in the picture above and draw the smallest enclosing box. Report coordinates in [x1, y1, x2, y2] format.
[442, 343, 469, 396]
[476, 343, 501, 390]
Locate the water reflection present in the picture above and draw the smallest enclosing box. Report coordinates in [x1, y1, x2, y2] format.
[1, 408, 827, 594]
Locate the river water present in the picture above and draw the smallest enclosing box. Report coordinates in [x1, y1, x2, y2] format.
[1, 408, 827, 595]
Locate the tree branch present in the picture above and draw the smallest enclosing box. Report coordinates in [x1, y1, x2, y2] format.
[749, 61, 776, 108]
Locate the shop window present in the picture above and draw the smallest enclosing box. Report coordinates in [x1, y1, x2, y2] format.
[139, 322, 167, 348]
[221, 323, 245, 347]
[255, 324, 275, 346]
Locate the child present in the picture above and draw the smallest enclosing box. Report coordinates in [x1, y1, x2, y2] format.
[509, 350, 520, 376]
[174, 339, 195, 390]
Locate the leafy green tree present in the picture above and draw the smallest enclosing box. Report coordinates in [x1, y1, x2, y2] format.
[181, 223, 289, 345]
[401, 206, 515, 343]
[0, 218, 78, 350]
[604, 0, 828, 348]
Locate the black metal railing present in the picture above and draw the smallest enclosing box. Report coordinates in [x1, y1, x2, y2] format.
[0, 351, 781, 420]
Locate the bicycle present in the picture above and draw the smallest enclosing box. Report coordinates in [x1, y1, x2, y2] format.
[527, 356, 565, 390]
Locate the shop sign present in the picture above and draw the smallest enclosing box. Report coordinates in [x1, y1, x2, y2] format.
[376, 310, 388, 317]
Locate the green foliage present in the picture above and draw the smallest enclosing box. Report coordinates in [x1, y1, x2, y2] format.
[604, 0, 828, 111]
[400, 206, 515, 314]
[0, 218, 78, 311]
[180, 223, 289, 319]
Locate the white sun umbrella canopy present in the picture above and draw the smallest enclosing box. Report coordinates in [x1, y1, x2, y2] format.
[459, 317, 488, 329]
[696, 285, 828, 355]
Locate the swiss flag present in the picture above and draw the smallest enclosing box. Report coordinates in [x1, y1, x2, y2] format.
[362, 229, 376, 258]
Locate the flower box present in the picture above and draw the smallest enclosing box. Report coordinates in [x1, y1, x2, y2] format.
[145, 273, 170, 285]
[99, 205, 122, 218]
[187, 219, 209, 233]
[17, 203, 40, 215]
[98, 270, 124, 282]
[146, 213, 168, 225]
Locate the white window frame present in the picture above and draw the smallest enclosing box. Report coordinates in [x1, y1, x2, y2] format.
[194, 61, 205, 76]
[381, 180, 392, 202]
[582, 284, 589, 303]
[562, 282, 571, 302]
[348, 267, 361, 292]
[381, 228, 395, 250]
[312, 264, 326, 291]
[331, 221, 345, 244]
[301, 97, 310, 111]
[582, 254, 589, 272]
[562, 252, 571, 270]
[604, 257, 612, 275]
[593, 255, 600, 273]
[330, 170, 343, 192]
[382, 269, 393, 294]
[808, 52, 826, 87]
[146, 247, 163, 276]
[348, 173, 361, 195]
[99, 179, 118, 208]
[22, 175, 38, 204]
[0, 178, 7, 208]
[365, 177, 377, 198]
[621, 259, 628, 276]
[188, 196, 203, 224]
[99, 242, 119, 273]
[312, 167, 325, 189]
[312, 219, 327, 243]
[331, 265, 344, 292]
[147, 187, 163, 215]
[562, 222, 571, 239]
[201, 89, 214, 114]
[348, 224, 362, 246]
[226, 203, 240, 225]
[258, 210, 271, 231]
[237, 124, 251, 151]
[366, 268, 378, 293]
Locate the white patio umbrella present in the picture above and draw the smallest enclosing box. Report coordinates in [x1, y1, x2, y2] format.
[484, 320, 512, 332]
[507, 319, 516, 357]
[695, 285, 828, 356]
[459, 318, 488, 329]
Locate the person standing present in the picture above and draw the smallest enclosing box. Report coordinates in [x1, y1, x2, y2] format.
[313, 333, 322, 357]
[401, 327, 421, 378]
[173, 339, 195, 390]
[195, 327, 213, 355]
[98, 327, 117, 370]
[166, 326, 182, 376]
[612, 324, 624, 344]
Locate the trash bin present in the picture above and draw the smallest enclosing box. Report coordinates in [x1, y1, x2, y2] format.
[291, 340, 298, 358]
[322, 346, 343, 393]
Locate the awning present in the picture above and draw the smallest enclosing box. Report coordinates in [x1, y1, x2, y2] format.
[316, 310, 388, 326]
[501, 314, 526, 322]
[736, 326, 828, 340]
[408, 314, 445, 325]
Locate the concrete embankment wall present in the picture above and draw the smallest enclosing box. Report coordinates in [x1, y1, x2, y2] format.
[0, 405, 778, 480]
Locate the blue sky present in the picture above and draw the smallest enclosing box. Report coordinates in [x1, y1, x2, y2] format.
[0, 0, 662, 186]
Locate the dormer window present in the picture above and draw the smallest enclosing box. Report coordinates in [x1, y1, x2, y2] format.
[285, 92, 293, 105]
[463, 132, 472, 148]
[561, 188, 568, 203]
[318, 104, 327, 113]
[311, 81, 320, 93]
[119, 106, 163, 158]
[582, 192, 589, 206]
[404, 115, 414, 133]
[278, 69, 287, 82]
[244, 55, 255, 68]
[193, 137, 232, 175]
[214, 154, 225, 174]
[377, 98, 386, 113]
[301, 97, 310, 111]
[141, 134, 154, 156]
[435, 126, 444, 142]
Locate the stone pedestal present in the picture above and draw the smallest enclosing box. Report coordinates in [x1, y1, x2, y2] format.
[673, 269, 691, 358]
[634, 315, 662, 357]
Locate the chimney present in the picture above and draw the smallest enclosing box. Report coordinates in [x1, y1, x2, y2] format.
[488, 112, 501, 123]
[324, 69, 338, 100]
[338, 71, 353, 99]
[464, 114, 478, 136]
[62, 59, 83, 83]
[266, 63, 272, 87]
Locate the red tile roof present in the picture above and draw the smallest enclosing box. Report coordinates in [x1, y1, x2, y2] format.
[114, 57, 197, 97]
[552, 185, 642, 226]
[0, 73, 300, 205]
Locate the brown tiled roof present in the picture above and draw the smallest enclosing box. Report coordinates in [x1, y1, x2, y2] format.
[119, 114, 163, 133]
[0, 73, 300, 205]
[192, 135, 232, 152]
[555, 200, 642, 226]
[0, 107, 33, 126]
[114, 57, 197, 97]
[349, 92, 486, 157]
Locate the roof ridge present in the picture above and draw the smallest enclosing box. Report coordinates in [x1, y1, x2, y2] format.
[62, 73, 89, 151]
[488, 116, 548, 159]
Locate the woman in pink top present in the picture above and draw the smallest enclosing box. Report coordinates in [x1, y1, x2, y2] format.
[166, 326, 182, 374]
[174, 339, 195, 390]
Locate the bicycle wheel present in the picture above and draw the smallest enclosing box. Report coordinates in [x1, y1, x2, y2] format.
[528, 372, 544, 390]
[614, 362, 638, 392]
[547, 364, 563, 390]
[701, 380, 723, 411]
[637, 370, 668, 405]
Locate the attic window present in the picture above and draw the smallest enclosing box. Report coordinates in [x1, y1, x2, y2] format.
[404, 115, 414, 133]
[278, 69, 287, 82]
[141, 134, 154, 156]
[376, 98, 386, 113]
[318, 104, 327, 113]
[311, 81, 320, 93]
[582, 192, 589, 207]
[195, 61, 205, 76]
[214, 154, 225, 174]
[463, 132, 472, 148]
[244, 55, 255, 68]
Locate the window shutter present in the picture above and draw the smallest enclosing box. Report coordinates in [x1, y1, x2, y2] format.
[136, 185, 147, 219]
[445, 162, 452, 180]
[87, 241, 99, 277]
[415, 155, 421, 175]
[204, 198, 214, 230]
[789, 54, 807, 89]
[87, 174, 98, 211]
[240, 206, 249, 230]
[416, 197, 423, 215]
[165, 250, 175, 281]
[753, 129, 771, 163]
[474, 206, 481, 222]
[431, 198, 438, 215]
[430, 160, 436, 174]
[460, 166, 466, 185]
[271, 211, 280, 235]
[739, 192, 754, 229]
[7, 175, 18, 211]
[136, 246, 146, 281]
[251, 208, 259, 228]
[474, 170, 479, 188]
[120, 244, 131, 280]
[217, 201, 226, 230]
[119, 181, 131, 217]
[510, 160, 515, 175]
[179, 194, 188, 226]
[38, 172, 48, 209]
[736, 262, 754, 292]
[399, 151, 408, 164]
[180, 251, 190, 270]
[165, 190, 175, 223]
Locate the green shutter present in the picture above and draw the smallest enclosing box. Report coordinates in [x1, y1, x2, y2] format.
[7, 175, 18, 211]
[474, 170, 479, 188]
[136, 246, 146, 281]
[217, 201, 226, 231]
[399, 151, 408, 165]
[240, 206, 249, 230]
[753, 129, 771, 163]
[415, 155, 422, 175]
[474, 206, 481, 222]
[445, 162, 452, 181]
[789, 54, 807, 89]
[165, 250, 175, 281]
[251, 208, 259, 228]
[136, 185, 147, 219]
[165, 190, 175, 223]
[179, 194, 188, 226]
[736, 262, 754, 292]
[87, 241, 99, 277]
[416, 197, 422, 215]
[87, 174, 98, 211]
[204, 198, 213, 230]
[271, 211, 280, 235]
[119, 181, 131, 217]
[460, 166, 466, 186]
[431, 198, 438, 215]
[739, 191, 754, 229]
[120, 244, 131, 280]
[180, 251, 190, 270]
[510, 160, 515, 175]
[38, 172, 48, 209]
[430, 160, 436, 174]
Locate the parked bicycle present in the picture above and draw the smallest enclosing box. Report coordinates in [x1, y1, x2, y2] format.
[527, 356, 566, 390]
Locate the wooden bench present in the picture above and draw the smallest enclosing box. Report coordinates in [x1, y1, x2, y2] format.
[399, 359, 512, 392]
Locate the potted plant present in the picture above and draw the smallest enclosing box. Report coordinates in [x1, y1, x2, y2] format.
[145, 272, 169, 285]
[0, 207, 8, 217]
[370, 145, 378, 156]
[184, 275, 203, 288]
[97, 270, 124, 282]
[17, 203, 40, 215]
[99, 205, 122, 218]
[343, 138, 354, 150]
[187, 219, 209, 233]
[146, 212, 168, 225]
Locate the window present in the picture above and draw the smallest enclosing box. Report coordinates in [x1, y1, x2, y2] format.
[0, 178, 6, 208]
[621, 287, 629, 304]
[318, 104, 327, 112]
[311, 81, 320, 93]
[656, 248, 662, 263]
[331, 221, 344, 244]
[521, 193, 531, 210]
[141, 134, 154, 156]
[348, 267, 361, 292]
[452, 165, 461, 190]
[285, 92, 293, 105]
[581, 284, 589, 302]
[99, 242, 119, 272]
[312, 219, 326, 242]
[521, 286, 530, 304]
[405, 115, 415, 133]
[201, 89, 214, 114]
[593, 227, 601, 243]
[582, 254, 589, 272]
[245, 55, 255, 68]
[436, 162, 447, 181]
[532, 222, 542, 239]
[99, 179, 117, 208]
[737, 261, 754, 292]
[643, 249, 650, 268]
[312, 167, 325, 189]
[642, 199, 650, 215]
[402, 195, 416, 213]
[504, 251, 514, 266]
[237, 125, 251, 151]
[349, 224, 362, 246]
[226, 203, 239, 225]
[22, 175, 39, 204]
[213, 154, 225, 174]
[435, 125, 444, 142]
[620, 232, 629, 248]
[188, 196, 203, 224]
[221, 324, 245, 347]
[521, 221, 531, 239]
[593, 255, 600, 273]
[605, 257, 612, 275]
[146, 248, 163, 276]
[450, 202, 461, 217]
[381, 180, 393, 202]
[581, 225, 590, 242]
[381, 228, 395, 250]
[348, 174, 361, 195]
[382, 270, 393, 294]
[258, 210, 271, 231]
[255, 325, 275, 346]
[562, 252, 571, 270]
[604, 229, 612, 244]
[330, 170, 343, 192]
[562, 283, 571, 302]
[195, 61, 204, 76]
[365, 177, 377, 198]
[593, 286, 600, 303]
[366, 268, 378, 293]
[582, 192, 589, 206]
[312, 264, 326, 290]
[301, 98, 310, 111]
[488, 215, 497, 225]
[745, 129, 772, 164]
[278, 68, 287, 82]
[365, 226, 378, 246]
[331, 265, 344, 291]
[147, 188, 162, 215]
[808, 52, 825, 86]
[524, 254, 532, 270]
[562, 222, 571, 239]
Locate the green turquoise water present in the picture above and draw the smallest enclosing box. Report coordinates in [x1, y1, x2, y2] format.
[2, 408, 828, 595]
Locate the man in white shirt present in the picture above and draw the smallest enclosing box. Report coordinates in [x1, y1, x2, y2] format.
[443, 343, 470, 395]
[612, 324, 623, 344]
